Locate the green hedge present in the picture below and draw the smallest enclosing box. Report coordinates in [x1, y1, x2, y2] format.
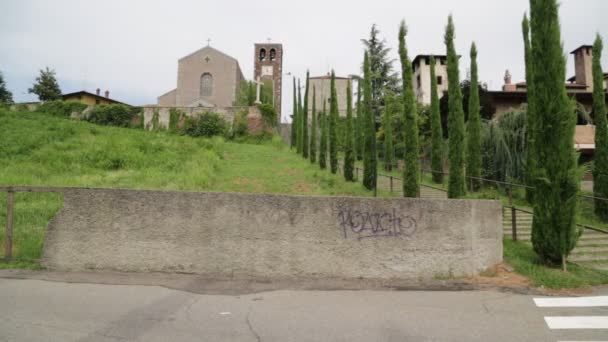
[87, 104, 138, 127]
[38, 100, 87, 117]
[181, 112, 227, 138]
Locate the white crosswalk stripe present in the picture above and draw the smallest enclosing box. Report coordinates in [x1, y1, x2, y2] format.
[534, 296, 608, 342]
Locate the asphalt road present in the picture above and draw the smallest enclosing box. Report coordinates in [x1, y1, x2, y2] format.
[1, 277, 607, 342]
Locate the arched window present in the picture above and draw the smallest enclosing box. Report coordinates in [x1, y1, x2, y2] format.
[269, 49, 276, 61]
[200, 73, 213, 97]
[259, 48, 266, 61]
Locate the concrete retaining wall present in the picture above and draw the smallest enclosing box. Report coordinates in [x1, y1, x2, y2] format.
[42, 189, 502, 280]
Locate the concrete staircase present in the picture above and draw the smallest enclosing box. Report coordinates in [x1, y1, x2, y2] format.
[502, 208, 608, 271]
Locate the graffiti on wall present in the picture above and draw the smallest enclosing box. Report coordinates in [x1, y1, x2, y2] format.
[337, 208, 417, 240]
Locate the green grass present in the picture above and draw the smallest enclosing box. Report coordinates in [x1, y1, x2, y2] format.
[0, 110, 384, 267]
[503, 239, 608, 288]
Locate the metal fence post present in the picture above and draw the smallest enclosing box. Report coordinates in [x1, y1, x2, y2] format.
[508, 186, 517, 241]
[4, 190, 14, 260]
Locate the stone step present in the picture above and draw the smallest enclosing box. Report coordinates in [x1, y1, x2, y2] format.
[569, 253, 608, 262]
[503, 232, 608, 241]
[574, 261, 608, 271]
[571, 246, 608, 254]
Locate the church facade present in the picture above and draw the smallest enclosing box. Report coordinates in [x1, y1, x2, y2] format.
[158, 46, 245, 107]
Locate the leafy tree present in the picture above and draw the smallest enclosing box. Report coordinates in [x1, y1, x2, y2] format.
[302, 72, 310, 158]
[529, 0, 579, 268]
[28, 67, 62, 101]
[362, 52, 377, 190]
[297, 78, 303, 154]
[399, 20, 420, 197]
[439, 81, 495, 137]
[235, 80, 256, 106]
[592, 34, 608, 220]
[355, 82, 364, 160]
[310, 85, 317, 163]
[344, 80, 355, 181]
[429, 56, 444, 183]
[319, 98, 328, 169]
[291, 78, 297, 148]
[329, 71, 339, 174]
[445, 15, 466, 198]
[361, 24, 400, 122]
[0, 71, 13, 104]
[382, 106, 394, 171]
[523, 13, 536, 203]
[466, 42, 482, 191]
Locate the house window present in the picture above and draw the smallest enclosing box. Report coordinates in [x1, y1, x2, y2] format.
[200, 73, 213, 96]
[437, 76, 443, 85]
[95, 99, 100, 105]
[416, 75, 421, 88]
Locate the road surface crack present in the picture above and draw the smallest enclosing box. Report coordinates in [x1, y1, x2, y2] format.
[246, 305, 261, 342]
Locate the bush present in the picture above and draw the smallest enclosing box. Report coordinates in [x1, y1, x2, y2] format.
[181, 112, 227, 138]
[38, 100, 87, 117]
[87, 104, 136, 127]
[232, 109, 249, 138]
[258, 103, 277, 127]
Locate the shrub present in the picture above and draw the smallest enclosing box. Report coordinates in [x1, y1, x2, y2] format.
[169, 108, 184, 132]
[181, 112, 227, 138]
[258, 103, 277, 127]
[38, 100, 87, 117]
[87, 104, 136, 127]
[232, 109, 249, 138]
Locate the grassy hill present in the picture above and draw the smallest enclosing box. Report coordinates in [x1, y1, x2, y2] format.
[0, 110, 384, 265]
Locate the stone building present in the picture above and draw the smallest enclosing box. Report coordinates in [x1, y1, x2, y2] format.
[253, 43, 283, 120]
[157, 46, 245, 107]
[307, 74, 351, 117]
[488, 44, 608, 117]
[412, 55, 449, 105]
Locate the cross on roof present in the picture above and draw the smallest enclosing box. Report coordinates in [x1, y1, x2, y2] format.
[267, 38, 272, 43]
[206, 38, 211, 46]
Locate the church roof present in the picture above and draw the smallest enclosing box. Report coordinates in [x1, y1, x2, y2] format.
[178, 45, 239, 63]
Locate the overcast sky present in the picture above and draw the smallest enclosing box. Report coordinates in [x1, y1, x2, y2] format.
[1, 0, 606, 122]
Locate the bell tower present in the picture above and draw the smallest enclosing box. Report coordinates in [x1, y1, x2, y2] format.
[254, 42, 283, 121]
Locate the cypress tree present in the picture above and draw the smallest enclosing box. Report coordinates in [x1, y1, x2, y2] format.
[297, 79, 303, 154]
[302, 71, 310, 158]
[344, 80, 355, 181]
[329, 70, 339, 174]
[529, 0, 579, 268]
[429, 56, 444, 183]
[319, 99, 328, 170]
[383, 106, 395, 172]
[363, 52, 377, 191]
[310, 85, 317, 164]
[523, 13, 536, 203]
[445, 15, 466, 198]
[291, 78, 297, 149]
[355, 82, 364, 161]
[592, 34, 608, 220]
[466, 42, 482, 191]
[399, 20, 419, 197]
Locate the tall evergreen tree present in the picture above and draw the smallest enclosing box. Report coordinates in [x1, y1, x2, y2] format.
[363, 52, 377, 191]
[466, 42, 482, 191]
[399, 20, 419, 197]
[383, 106, 394, 171]
[297, 79, 303, 154]
[302, 71, 310, 158]
[319, 99, 328, 169]
[329, 70, 339, 174]
[592, 34, 608, 220]
[0, 71, 13, 104]
[523, 13, 536, 203]
[28, 67, 61, 101]
[529, 0, 579, 268]
[429, 56, 444, 183]
[344, 80, 355, 181]
[291, 77, 297, 149]
[445, 15, 466, 198]
[310, 85, 317, 164]
[355, 81, 364, 161]
[362, 24, 400, 122]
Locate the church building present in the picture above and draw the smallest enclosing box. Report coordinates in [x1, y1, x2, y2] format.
[158, 45, 245, 107]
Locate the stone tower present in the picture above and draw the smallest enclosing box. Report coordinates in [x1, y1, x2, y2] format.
[254, 43, 283, 121]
